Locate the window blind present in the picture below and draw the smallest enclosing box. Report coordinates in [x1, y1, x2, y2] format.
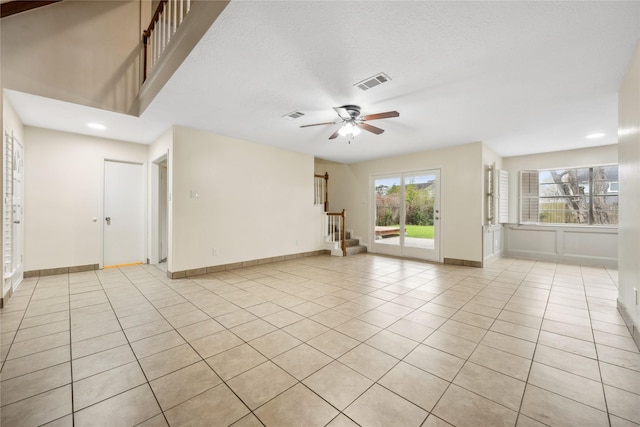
[520, 170, 539, 223]
[498, 170, 509, 223]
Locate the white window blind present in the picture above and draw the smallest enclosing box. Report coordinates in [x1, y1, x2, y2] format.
[498, 170, 509, 223]
[520, 170, 539, 223]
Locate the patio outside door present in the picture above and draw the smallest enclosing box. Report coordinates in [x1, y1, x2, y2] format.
[371, 170, 441, 262]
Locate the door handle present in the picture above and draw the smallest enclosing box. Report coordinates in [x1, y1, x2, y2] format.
[105, 217, 111, 224]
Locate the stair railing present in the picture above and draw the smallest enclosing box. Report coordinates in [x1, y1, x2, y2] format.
[326, 209, 346, 256]
[314, 173, 329, 212]
[143, 0, 191, 82]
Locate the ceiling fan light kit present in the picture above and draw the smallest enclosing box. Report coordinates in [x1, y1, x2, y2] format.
[301, 104, 399, 143]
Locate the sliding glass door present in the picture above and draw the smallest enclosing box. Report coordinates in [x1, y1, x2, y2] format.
[371, 170, 441, 262]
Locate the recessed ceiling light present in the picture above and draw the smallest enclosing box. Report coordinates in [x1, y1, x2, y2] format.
[586, 132, 605, 139]
[87, 123, 107, 130]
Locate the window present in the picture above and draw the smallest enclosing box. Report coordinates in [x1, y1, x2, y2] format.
[520, 165, 618, 225]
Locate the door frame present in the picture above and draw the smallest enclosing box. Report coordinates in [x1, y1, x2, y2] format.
[369, 167, 443, 263]
[100, 159, 147, 269]
[150, 152, 168, 265]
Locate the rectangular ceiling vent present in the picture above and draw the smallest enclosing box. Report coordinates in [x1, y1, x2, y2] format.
[354, 72, 391, 91]
[282, 111, 306, 120]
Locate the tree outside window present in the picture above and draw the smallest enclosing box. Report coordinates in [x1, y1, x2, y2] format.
[528, 165, 618, 225]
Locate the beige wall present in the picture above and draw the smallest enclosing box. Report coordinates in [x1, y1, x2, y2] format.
[23, 127, 148, 271]
[318, 142, 485, 263]
[502, 145, 618, 224]
[171, 126, 325, 273]
[1, 0, 144, 114]
[617, 42, 640, 347]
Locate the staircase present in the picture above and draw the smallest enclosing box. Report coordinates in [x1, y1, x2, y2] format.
[317, 173, 365, 256]
[342, 231, 367, 256]
[331, 231, 367, 256]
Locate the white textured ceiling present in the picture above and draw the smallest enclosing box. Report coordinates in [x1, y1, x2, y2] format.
[10, 1, 640, 163]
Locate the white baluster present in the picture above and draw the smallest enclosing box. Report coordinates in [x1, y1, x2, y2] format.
[172, 0, 177, 36]
[167, 0, 172, 42]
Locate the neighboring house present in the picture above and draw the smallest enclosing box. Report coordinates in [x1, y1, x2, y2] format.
[1, 1, 638, 345]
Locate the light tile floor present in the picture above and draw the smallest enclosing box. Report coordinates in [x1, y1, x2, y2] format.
[1, 254, 639, 426]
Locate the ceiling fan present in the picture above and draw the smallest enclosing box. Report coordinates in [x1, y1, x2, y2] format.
[300, 105, 399, 141]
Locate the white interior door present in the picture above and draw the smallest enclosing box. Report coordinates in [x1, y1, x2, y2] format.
[104, 160, 145, 267]
[371, 169, 441, 262]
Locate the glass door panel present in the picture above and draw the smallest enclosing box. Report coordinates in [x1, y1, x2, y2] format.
[374, 176, 401, 250]
[403, 173, 436, 250]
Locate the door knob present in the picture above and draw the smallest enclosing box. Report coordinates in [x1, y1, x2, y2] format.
[105, 217, 111, 223]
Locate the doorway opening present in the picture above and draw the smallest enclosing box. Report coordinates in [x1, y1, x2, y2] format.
[150, 153, 169, 270]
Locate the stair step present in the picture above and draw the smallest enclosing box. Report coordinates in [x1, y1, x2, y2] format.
[346, 245, 367, 256]
[345, 238, 360, 247]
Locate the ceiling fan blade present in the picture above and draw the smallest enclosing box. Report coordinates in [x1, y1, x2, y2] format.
[357, 123, 385, 135]
[362, 111, 400, 121]
[328, 129, 341, 139]
[300, 121, 337, 128]
[333, 107, 352, 120]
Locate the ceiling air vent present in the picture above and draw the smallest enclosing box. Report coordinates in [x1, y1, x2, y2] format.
[354, 72, 391, 91]
[282, 111, 306, 120]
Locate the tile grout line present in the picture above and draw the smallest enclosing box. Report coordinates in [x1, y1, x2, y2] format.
[117, 265, 266, 426]
[91, 267, 172, 426]
[513, 260, 555, 427]
[67, 272, 76, 427]
[582, 265, 614, 427]
[423, 257, 531, 424]
[0, 276, 39, 374]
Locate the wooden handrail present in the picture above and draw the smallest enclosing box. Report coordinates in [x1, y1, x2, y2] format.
[327, 209, 346, 256]
[314, 172, 329, 212]
[1, 0, 61, 19]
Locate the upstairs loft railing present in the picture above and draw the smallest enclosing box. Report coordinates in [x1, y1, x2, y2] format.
[326, 209, 346, 257]
[314, 173, 329, 212]
[143, 0, 191, 82]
